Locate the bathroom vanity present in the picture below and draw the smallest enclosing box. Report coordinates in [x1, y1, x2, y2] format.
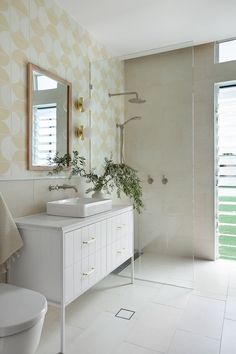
[9, 205, 134, 354]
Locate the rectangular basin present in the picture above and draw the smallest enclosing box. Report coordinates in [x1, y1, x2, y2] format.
[47, 197, 112, 218]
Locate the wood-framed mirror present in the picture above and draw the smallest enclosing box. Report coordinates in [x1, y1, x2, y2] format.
[27, 63, 72, 171]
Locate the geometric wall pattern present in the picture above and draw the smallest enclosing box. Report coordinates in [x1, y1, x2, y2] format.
[0, 0, 124, 179]
[91, 58, 124, 173]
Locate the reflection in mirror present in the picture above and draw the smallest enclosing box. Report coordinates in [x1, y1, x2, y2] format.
[27, 63, 71, 170]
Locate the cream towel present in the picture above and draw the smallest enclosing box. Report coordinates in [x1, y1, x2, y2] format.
[0, 193, 23, 275]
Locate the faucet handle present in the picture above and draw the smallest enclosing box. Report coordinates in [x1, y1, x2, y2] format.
[48, 184, 59, 191]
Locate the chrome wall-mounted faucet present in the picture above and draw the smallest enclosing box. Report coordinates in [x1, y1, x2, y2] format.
[48, 184, 78, 193]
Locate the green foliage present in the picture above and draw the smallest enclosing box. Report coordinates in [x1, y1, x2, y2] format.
[48, 151, 86, 178]
[48, 151, 144, 213]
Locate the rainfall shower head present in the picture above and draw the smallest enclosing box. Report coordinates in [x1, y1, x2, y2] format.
[128, 97, 146, 104]
[109, 91, 146, 104]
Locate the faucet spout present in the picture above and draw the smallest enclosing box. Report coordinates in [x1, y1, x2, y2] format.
[62, 184, 78, 192]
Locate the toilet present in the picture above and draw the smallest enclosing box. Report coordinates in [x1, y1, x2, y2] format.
[0, 283, 47, 354]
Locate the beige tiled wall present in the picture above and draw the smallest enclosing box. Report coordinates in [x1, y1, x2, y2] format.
[0, 0, 124, 216]
[124, 47, 194, 258]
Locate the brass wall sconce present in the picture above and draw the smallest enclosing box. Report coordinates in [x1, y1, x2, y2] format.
[75, 125, 85, 140]
[75, 125, 92, 140]
[74, 97, 91, 112]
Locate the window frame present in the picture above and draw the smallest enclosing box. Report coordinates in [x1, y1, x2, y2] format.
[215, 38, 236, 64]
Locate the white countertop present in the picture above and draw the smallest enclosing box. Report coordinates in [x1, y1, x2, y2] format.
[15, 205, 133, 232]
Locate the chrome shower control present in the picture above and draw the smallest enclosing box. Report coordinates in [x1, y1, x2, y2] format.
[147, 175, 154, 184]
[162, 175, 168, 185]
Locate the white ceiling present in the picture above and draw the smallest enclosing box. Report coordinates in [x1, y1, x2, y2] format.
[57, 0, 236, 57]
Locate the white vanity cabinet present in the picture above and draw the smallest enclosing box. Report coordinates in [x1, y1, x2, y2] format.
[9, 205, 134, 354]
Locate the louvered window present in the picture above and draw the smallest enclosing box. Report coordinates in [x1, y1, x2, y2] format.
[217, 85, 236, 259]
[32, 105, 57, 166]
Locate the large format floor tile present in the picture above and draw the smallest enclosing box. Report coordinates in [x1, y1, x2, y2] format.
[193, 261, 229, 301]
[221, 319, 236, 354]
[168, 329, 220, 354]
[125, 303, 182, 353]
[151, 284, 192, 309]
[178, 295, 225, 339]
[67, 311, 136, 354]
[66, 293, 117, 329]
[120, 253, 194, 288]
[225, 296, 236, 321]
[114, 342, 162, 354]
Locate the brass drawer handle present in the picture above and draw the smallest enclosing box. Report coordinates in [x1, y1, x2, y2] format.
[117, 248, 126, 254]
[83, 237, 96, 245]
[83, 267, 96, 276]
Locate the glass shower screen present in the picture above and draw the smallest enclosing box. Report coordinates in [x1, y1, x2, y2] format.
[121, 44, 194, 288]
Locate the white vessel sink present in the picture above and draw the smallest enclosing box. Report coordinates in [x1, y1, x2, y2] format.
[47, 197, 112, 218]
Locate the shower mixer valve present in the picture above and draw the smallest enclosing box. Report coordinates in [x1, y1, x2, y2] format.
[162, 175, 168, 185]
[147, 175, 154, 184]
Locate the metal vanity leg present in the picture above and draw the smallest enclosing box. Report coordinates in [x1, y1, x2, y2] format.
[59, 304, 65, 354]
[131, 255, 134, 284]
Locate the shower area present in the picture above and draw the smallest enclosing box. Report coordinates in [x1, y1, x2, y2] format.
[90, 45, 194, 288]
[119, 46, 194, 288]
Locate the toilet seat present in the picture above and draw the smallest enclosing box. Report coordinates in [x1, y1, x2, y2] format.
[0, 284, 47, 337]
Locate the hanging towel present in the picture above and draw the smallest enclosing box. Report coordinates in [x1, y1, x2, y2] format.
[0, 193, 23, 276]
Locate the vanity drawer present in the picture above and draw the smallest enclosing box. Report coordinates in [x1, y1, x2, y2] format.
[106, 212, 133, 272]
[107, 214, 124, 244]
[107, 241, 125, 272]
[107, 211, 133, 245]
[81, 252, 100, 292]
[81, 225, 96, 258]
[81, 221, 107, 258]
[73, 246, 106, 297]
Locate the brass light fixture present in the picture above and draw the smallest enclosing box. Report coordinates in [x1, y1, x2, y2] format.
[75, 125, 84, 140]
[75, 125, 92, 140]
[74, 97, 91, 112]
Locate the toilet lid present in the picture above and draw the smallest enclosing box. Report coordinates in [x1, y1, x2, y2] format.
[0, 284, 47, 337]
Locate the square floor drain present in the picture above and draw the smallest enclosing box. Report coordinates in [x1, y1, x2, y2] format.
[115, 308, 135, 320]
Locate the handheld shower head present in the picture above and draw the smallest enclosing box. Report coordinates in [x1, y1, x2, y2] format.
[117, 116, 142, 128]
[116, 116, 142, 163]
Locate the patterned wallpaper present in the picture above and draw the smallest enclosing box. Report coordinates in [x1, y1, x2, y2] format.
[0, 0, 124, 178]
[91, 58, 124, 173]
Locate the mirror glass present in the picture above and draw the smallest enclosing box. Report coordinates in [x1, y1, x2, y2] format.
[28, 63, 71, 170]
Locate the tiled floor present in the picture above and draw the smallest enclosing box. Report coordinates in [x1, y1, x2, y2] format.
[36, 259, 236, 354]
[120, 252, 194, 288]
